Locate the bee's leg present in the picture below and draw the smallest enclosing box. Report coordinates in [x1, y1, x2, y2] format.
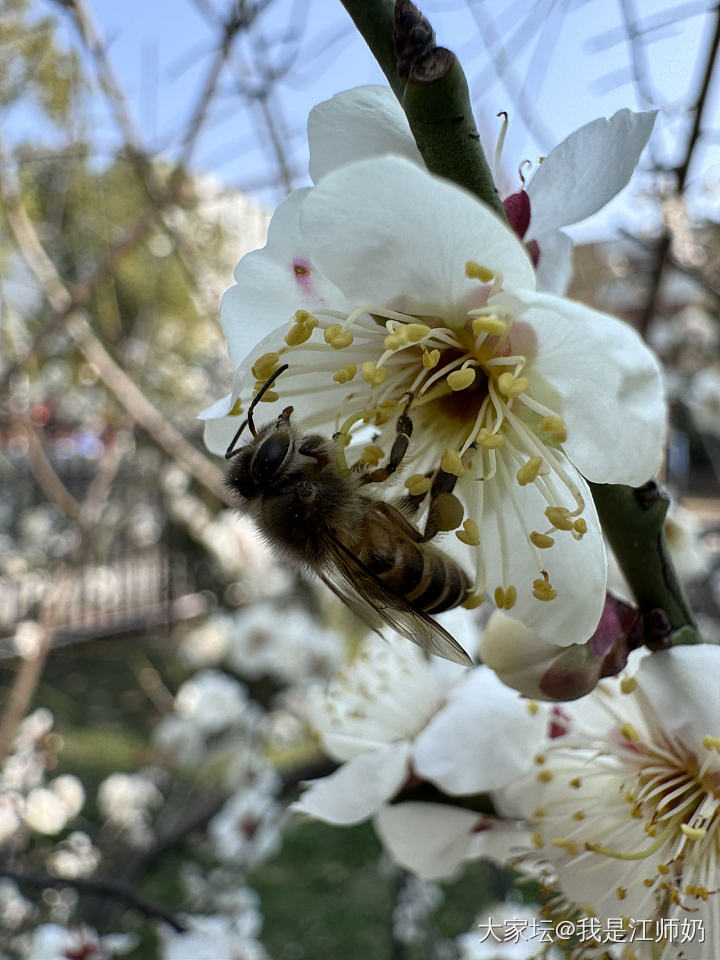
[358, 397, 413, 485]
[418, 468, 464, 542]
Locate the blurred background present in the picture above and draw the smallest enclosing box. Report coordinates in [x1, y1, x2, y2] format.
[1, 0, 720, 957]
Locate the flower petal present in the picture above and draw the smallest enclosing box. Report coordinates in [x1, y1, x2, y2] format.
[413, 667, 548, 793]
[508, 291, 666, 484]
[470, 455, 607, 644]
[293, 742, 411, 825]
[533, 229, 573, 295]
[374, 802, 483, 879]
[308, 86, 422, 183]
[300, 156, 535, 327]
[526, 109, 656, 235]
[636, 646, 720, 756]
[221, 188, 347, 367]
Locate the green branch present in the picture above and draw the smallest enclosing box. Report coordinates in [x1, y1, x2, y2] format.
[339, 0, 507, 220]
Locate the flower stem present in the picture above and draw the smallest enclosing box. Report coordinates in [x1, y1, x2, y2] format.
[589, 481, 702, 646]
[339, 0, 508, 221]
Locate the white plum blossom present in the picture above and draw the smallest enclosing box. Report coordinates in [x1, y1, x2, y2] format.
[293, 631, 548, 827]
[307, 85, 656, 293]
[160, 914, 268, 960]
[28, 924, 136, 960]
[457, 901, 565, 959]
[209, 790, 284, 870]
[22, 776, 85, 836]
[203, 149, 665, 649]
[495, 646, 720, 960]
[97, 772, 164, 846]
[46, 831, 102, 878]
[174, 669, 259, 735]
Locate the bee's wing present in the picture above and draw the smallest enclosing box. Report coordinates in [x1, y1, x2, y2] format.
[321, 533, 473, 666]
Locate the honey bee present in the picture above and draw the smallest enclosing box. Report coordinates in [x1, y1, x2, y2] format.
[224, 366, 473, 665]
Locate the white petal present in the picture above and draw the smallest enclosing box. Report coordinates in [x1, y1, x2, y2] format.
[413, 667, 548, 793]
[292, 742, 410, 825]
[508, 290, 666, 484]
[527, 109, 656, 235]
[221, 188, 347, 367]
[637, 646, 720, 755]
[533, 229, 574, 295]
[477, 455, 607, 644]
[374, 802, 482, 879]
[480, 610, 564, 698]
[308, 86, 422, 183]
[301, 156, 535, 327]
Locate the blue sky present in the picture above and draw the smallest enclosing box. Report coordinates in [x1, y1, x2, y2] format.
[27, 0, 720, 238]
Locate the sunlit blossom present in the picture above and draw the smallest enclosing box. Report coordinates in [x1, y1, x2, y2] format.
[203, 153, 665, 645]
[496, 646, 720, 960]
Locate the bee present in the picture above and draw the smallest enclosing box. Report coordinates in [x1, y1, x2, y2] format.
[224, 366, 473, 665]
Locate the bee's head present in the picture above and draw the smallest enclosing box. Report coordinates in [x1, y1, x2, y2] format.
[225, 404, 296, 500]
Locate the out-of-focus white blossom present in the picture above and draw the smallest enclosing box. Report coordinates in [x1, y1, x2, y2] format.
[174, 669, 259, 735]
[209, 790, 283, 870]
[0, 878, 33, 930]
[152, 715, 205, 766]
[97, 772, 164, 847]
[392, 875, 443, 945]
[28, 923, 136, 960]
[46, 831, 102, 879]
[224, 602, 344, 683]
[23, 776, 85, 836]
[457, 902, 564, 959]
[160, 913, 268, 960]
[687, 366, 720, 437]
[179, 616, 231, 668]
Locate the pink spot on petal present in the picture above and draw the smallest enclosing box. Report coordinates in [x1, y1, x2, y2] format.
[292, 257, 316, 298]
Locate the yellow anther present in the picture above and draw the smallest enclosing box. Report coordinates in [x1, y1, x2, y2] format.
[360, 361, 387, 387]
[532, 576, 557, 602]
[465, 261, 495, 282]
[534, 754, 546, 765]
[680, 825, 707, 840]
[572, 811, 586, 821]
[252, 352, 281, 380]
[333, 363, 357, 384]
[532, 830, 544, 848]
[517, 457, 543, 486]
[472, 314, 507, 337]
[404, 323, 431, 342]
[552, 838, 579, 855]
[545, 506, 573, 531]
[360, 445, 384, 466]
[462, 591, 484, 610]
[657, 863, 669, 875]
[285, 310, 318, 346]
[440, 449, 464, 476]
[621, 723, 640, 742]
[422, 348, 440, 369]
[447, 368, 476, 391]
[258, 390, 278, 403]
[620, 677, 638, 694]
[569, 777, 581, 788]
[529, 531, 555, 549]
[645, 822, 657, 837]
[324, 324, 354, 349]
[456, 518, 480, 546]
[616, 887, 627, 901]
[631, 804, 643, 819]
[537, 770, 553, 783]
[526, 700, 539, 716]
[477, 428, 505, 449]
[572, 518, 587, 538]
[384, 333, 404, 351]
[494, 586, 517, 610]
[643, 877, 656, 887]
[541, 415, 567, 443]
[229, 397, 244, 416]
[405, 474, 432, 497]
[702, 734, 720, 752]
[497, 372, 528, 397]
[532, 808, 546, 819]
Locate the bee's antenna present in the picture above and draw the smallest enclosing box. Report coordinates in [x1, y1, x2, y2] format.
[224, 363, 289, 459]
